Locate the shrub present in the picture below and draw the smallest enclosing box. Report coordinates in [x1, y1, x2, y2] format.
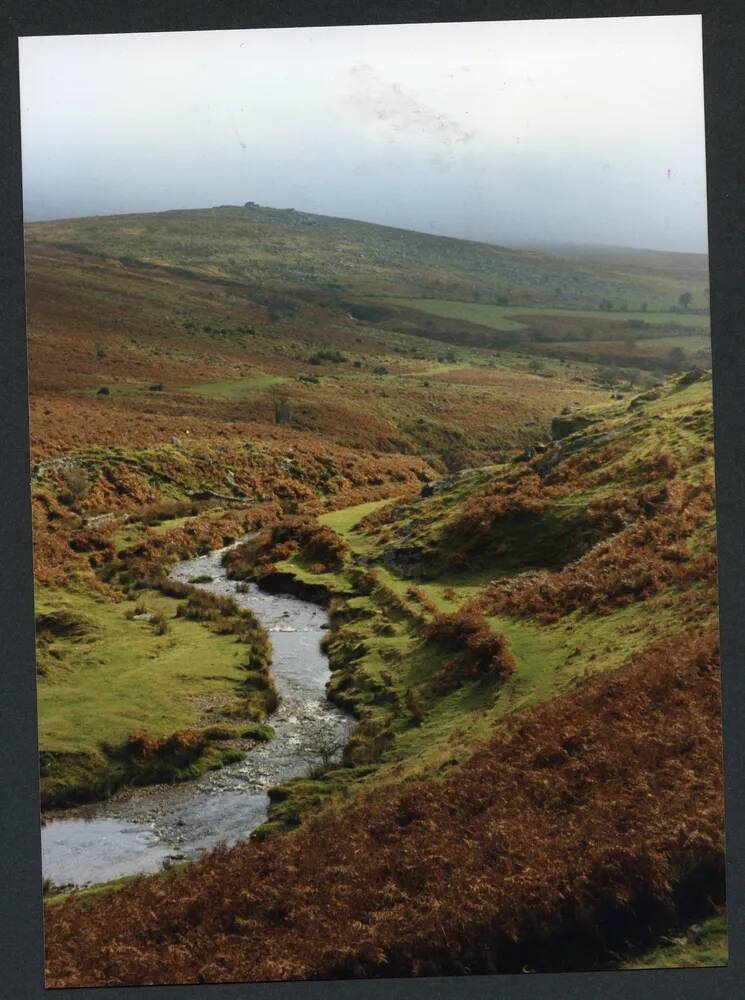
[58, 468, 90, 507]
[112, 729, 210, 780]
[240, 723, 274, 742]
[356, 570, 378, 595]
[132, 499, 200, 527]
[426, 610, 515, 692]
[406, 586, 438, 614]
[202, 725, 238, 741]
[149, 611, 170, 635]
[264, 517, 349, 572]
[308, 349, 347, 365]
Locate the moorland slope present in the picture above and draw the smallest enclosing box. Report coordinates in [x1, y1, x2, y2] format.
[25, 206, 723, 980]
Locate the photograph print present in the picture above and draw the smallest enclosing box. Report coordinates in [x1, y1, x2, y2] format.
[19, 14, 726, 987]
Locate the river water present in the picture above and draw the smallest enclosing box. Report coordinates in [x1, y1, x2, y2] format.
[40, 547, 352, 888]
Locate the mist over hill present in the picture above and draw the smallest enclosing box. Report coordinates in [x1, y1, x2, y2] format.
[19, 20, 708, 252]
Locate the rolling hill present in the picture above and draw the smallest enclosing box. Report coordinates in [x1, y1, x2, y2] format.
[25, 203, 709, 308]
[25, 205, 723, 982]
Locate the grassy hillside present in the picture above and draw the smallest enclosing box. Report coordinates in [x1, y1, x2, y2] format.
[24, 204, 708, 308]
[25, 207, 722, 981]
[26, 232, 605, 474]
[43, 373, 724, 985]
[219, 371, 717, 809]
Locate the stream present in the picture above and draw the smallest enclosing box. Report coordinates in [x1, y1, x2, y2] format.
[41, 547, 353, 888]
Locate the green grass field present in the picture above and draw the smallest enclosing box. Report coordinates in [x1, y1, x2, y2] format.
[36, 586, 250, 755]
[637, 333, 712, 350]
[270, 383, 707, 783]
[386, 297, 711, 333]
[319, 498, 395, 541]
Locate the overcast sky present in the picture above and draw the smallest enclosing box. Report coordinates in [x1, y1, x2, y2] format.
[19, 16, 708, 252]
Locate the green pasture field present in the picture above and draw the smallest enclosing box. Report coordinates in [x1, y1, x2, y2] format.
[386, 297, 710, 334]
[36, 585, 250, 756]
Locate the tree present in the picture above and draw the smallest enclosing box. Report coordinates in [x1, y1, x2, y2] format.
[528, 358, 544, 374]
[306, 734, 346, 778]
[596, 366, 619, 387]
[678, 292, 693, 311]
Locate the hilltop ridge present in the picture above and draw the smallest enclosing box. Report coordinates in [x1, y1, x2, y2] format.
[24, 203, 710, 309]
